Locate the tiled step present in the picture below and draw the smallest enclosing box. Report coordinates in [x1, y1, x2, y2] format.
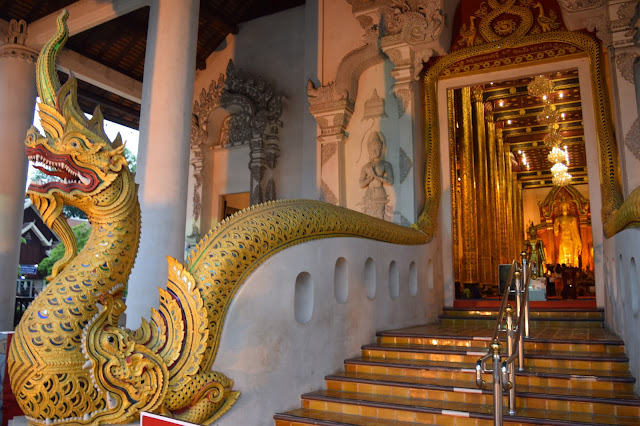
[298, 389, 640, 425]
[344, 356, 636, 393]
[325, 371, 640, 416]
[275, 308, 639, 426]
[361, 344, 630, 372]
[274, 408, 450, 426]
[442, 307, 605, 320]
[439, 317, 604, 328]
[377, 323, 625, 354]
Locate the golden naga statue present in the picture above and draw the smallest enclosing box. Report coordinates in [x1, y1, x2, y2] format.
[554, 201, 582, 266]
[9, 11, 427, 426]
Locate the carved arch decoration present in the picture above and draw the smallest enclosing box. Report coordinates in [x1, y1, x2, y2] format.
[415, 0, 638, 239]
[539, 184, 591, 221]
[190, 60, 285, 238]
[308, 0, 447, 206]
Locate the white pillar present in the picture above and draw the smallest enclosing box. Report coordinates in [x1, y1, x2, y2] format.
[0, 35, 37, 330]
[127, 0, 199, 328]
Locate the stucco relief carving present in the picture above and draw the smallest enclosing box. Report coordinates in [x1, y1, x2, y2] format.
[393, 88, 412, 116]
[617, 1, 637, 23]
[321, 143, 338, 167]
[310, 0, 446, 207]
[320, 180, 338, 205]
[584, 14, 612, 45]
[0, 19, 37, 63]
[615, 50, 639, 83]
[624, 117, 640, 161]
[190, 60, 285, 222]
[307, 80, 354, 137]
[359, 132, 394, 220]
[363, 89, 387, 120]
[557, 0, 607, 12]
[5, 19, 28, 44]
[383, 0, 444, 43]
[399, 146, 413, 184]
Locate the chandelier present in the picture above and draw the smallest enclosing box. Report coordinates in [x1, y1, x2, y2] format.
[543, 130, 562, 147]
[547, 145, 569, 164]
[537, 104, 559, 125]
[527, 75, 555, 98]
[527, 75, 571, 186]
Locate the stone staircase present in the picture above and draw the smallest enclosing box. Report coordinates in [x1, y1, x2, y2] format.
[274, 307, 640, 425]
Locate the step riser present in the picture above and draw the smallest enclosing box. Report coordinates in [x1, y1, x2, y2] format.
[344, 363, 635, 393]
[442, 310, 604, 320]
[325, 380, 640, 417]
[302, 399, 486, 425]
[276, 418, 567, 426]
[377, 337, 625, 354]
[303, 396, 639, 424]
[362, 350, 629, 372]
[439, 318, 604, 328]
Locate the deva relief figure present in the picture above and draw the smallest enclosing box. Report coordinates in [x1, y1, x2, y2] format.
[359, 132, 394, 220]
[554, 201, 582, 266]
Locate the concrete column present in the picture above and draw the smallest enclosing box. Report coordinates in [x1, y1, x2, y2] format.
[128, 0, 199, 328]
[0, 35, 37, 330]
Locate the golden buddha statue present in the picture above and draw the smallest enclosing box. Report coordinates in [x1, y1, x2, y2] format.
[525, 222, 546, 278]
[554, 201, 582, 266]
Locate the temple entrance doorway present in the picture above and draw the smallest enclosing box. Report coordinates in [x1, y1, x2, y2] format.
[436, 57, 605, 308]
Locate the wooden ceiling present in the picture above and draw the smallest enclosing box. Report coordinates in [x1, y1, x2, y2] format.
[483, 69, 587, 189]
[0, 0, 305, 129]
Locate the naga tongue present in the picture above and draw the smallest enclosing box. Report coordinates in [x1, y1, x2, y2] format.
[34, 164, 76, 181]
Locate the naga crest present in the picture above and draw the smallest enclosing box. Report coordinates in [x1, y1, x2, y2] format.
[26, 10, 130, 280]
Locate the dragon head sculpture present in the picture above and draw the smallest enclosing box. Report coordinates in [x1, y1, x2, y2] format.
[25, 10, 133, 279]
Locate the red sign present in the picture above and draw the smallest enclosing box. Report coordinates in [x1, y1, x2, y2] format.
[140, 412, 199, 426]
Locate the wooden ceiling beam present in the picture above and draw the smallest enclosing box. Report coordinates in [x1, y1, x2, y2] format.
[206, 13, 238, 35]
[28, 0, 150, 48]
[57, 48, 142, 103]
[76, 90, 140, 128]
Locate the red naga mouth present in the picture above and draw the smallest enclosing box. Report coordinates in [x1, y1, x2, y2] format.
[26, 145, 100, 193]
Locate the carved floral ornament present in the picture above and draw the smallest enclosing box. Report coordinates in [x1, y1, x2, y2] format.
[190, 60, 285, 210]
[308, 0, 445, 125]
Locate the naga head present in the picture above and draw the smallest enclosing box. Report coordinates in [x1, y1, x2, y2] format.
[26, 11, 134, 279]
[26, 10, 130, 226]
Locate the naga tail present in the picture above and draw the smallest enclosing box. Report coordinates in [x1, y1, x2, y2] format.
[185, 199, 427, 372]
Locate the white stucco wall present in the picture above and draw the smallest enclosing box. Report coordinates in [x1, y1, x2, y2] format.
[211, 237, 441, 426]
[603, 228, 640, 393]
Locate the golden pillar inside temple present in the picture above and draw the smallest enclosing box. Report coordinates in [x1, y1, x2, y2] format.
[472, 87, 492, 285]
[448, 90, 461, 282]
[449, 85, 525, 294]
[460, 87, 479, 284]
[485, 105, 500, 278]
[496, 127, 510, 263]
